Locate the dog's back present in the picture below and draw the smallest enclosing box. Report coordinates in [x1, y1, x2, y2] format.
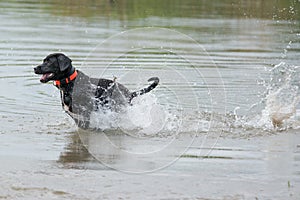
[71, 70, 133, 128]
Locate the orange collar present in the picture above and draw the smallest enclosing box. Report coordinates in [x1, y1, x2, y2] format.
[54, 70, 78, 87]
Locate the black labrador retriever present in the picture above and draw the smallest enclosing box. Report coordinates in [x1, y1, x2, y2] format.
[34, 53, 159, 129]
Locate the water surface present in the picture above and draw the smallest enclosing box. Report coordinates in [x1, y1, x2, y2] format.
[0, 0, 300, 199]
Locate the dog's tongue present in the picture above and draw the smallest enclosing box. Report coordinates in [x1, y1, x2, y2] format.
[40, 73, 54, 82]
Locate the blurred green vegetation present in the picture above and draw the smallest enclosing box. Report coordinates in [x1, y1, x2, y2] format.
[49, 0, 300, 20]
[1, 0, 299, 20]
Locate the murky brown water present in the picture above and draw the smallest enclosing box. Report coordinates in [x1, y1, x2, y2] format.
[0, 0, 300, 199]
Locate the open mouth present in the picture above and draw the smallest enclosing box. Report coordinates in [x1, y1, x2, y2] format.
[40, 73, 54, 83]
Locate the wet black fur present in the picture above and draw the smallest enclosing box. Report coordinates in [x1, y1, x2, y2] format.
[34, 53, 159, 129]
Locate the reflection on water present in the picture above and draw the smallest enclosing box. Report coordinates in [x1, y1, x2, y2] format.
[58, 133, 93, 164]
[54, 128, 300, 199]
[0, 0, 300, 199]
[9, 0, 299, 20]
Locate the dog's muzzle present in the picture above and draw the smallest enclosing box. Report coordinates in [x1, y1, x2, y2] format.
[34, 66, 55, 83]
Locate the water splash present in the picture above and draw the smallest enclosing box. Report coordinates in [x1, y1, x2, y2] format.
[262, 62, 300, 129]
[88, 93, 182, 137]
[236, 62, 300, 131]
[87, 92, 214, 137]
[119, 94, 180, 137]
[85, 62, 300, 137]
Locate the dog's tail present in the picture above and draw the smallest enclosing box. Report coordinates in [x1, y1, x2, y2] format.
[129, 77, 159, 102]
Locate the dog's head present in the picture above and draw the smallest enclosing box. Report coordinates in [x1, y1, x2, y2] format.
[34, 53, 72, 83]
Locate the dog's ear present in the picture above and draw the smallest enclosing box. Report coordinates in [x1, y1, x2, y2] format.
[57, 54, 72, 71]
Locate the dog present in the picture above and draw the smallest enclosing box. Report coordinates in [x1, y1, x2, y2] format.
[34, 53, 159, 129]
